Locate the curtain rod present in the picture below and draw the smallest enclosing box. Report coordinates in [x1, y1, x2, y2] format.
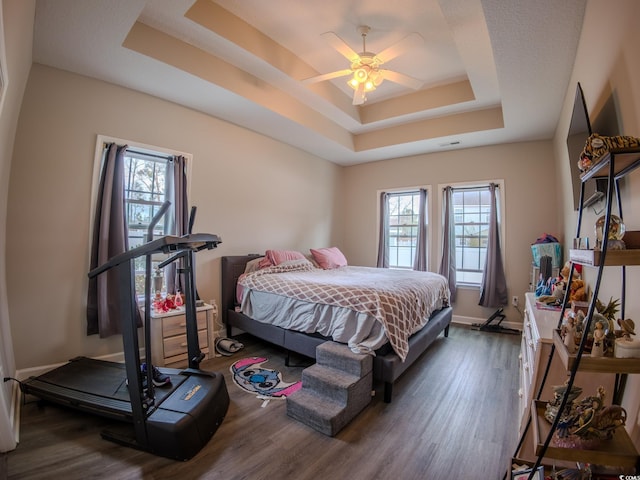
[445, 184, 498, 191]
[126, 148, 173, 161]
[103, 143, 173, 161]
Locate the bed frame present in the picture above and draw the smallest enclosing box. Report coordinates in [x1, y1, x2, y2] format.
[220, 255, 453, 403]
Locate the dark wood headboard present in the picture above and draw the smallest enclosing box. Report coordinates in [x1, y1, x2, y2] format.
[220, 255, 261, 325]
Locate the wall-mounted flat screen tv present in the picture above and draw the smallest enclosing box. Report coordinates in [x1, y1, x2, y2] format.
[566, 82, 606, 210]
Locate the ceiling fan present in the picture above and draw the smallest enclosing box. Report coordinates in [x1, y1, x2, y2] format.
[303, 25, 425, 105]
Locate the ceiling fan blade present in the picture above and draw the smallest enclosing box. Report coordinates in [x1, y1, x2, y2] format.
[352, 83, 366, 105]
[380, 69, 423, 90]
[302, 69, 353, 84]
[321, 32, 360, 62]
[376, 32, 424, 63]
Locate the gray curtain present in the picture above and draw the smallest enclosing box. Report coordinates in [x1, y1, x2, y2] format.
[478, 183, 508, 307]
[413, 188, 428, 271]
[165, 155, 189, 294]
[376, 192, 389, 268]
[87, 143, 138, 337]
[438, 186, 457, 302]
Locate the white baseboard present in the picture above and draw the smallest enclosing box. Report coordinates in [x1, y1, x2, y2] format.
[452, 315, 522, 332]
[15, 349, 143, 382]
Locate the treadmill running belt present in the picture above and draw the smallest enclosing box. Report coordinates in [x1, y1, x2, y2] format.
[23, 357, 185, 418]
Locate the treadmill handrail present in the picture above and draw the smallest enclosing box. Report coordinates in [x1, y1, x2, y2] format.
[88, 233, 221, 278]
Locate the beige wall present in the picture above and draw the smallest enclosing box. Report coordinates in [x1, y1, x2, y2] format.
[0, 0, 35, 452]
[7, 64, 343, 369]
[552, 0, 640, 450]
[341, 141, 558, 323]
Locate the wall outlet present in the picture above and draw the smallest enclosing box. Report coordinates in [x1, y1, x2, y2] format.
[512, 295, 519, 307]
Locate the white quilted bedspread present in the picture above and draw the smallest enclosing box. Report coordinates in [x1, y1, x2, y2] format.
[238, 262, 450, 361]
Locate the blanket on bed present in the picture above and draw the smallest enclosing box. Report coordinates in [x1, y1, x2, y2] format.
[238, 262, 450, 361]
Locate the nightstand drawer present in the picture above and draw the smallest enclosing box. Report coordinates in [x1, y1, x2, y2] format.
[162, 310, 207, 338]
[163, 329, 209, 360]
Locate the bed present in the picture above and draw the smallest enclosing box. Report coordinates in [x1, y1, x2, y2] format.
[220, 254, 453, 402]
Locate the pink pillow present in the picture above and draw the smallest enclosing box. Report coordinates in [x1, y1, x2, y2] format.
[310, 247, 348, 269]
[266, 249, 306, 266]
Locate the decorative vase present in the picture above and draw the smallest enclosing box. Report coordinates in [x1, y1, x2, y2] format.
[595, 214, 625, 250]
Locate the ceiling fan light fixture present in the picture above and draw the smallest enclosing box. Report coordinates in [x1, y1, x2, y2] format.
[347, 75, 376, 93]
[370, 70, 383, 87]
[348, 65, 378, 93]
[353, 67, 369, 83]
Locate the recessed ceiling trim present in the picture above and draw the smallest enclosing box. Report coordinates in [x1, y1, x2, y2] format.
[354, 106, 504, 151]
[359, 79, 475, 124]
[185, 0, 360, 121]
[123, 21, 355, 151]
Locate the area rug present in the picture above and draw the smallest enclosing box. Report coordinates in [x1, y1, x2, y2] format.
[230, 357, 302, 399]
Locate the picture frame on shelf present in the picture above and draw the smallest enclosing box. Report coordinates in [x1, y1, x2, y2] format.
[512, 465, 544, 480]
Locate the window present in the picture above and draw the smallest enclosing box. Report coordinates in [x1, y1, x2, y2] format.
[451, 186, 494, 285]
[385, 190, 427, 269]
[91, 137, 191, 297]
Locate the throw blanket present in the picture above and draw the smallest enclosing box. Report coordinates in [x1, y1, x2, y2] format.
[239, 262, 450, 361]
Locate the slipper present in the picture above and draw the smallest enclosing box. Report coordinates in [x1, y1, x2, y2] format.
[216, 337, 244, 356]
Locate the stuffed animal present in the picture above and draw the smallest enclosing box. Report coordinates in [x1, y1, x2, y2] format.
[579, 133, 640, 172]
[551, 262, 587, 303]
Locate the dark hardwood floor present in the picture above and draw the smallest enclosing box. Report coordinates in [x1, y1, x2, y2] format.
[3, 325, 520, 479]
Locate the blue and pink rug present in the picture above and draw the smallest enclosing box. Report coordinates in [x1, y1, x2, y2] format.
[230, 357, 302, 399]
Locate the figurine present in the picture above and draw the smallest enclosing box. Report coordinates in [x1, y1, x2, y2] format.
[545, 383, 626, 444]
[175, 290, 184, 307]
[563, 316, 577, 354]
[591, 320, 605, 357]
[617, 318, 635, 339]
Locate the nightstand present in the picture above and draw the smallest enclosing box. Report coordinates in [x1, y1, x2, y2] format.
[147, 303, 217, 367]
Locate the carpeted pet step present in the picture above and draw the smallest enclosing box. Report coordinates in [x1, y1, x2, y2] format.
[301, 364, 365, 405]
[287, 387, 372, 437]
[286, 341, 373, 436]
[286, 389, 346, 436]
[315, 341, 372, 377]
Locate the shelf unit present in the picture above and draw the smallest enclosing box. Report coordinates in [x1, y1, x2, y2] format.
[514, 148, 640, 478]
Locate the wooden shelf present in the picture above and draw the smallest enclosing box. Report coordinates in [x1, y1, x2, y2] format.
[552, 329, 640, 374]
[510, 458, 553, 478]
[580, 149, 640, 182]
[569, 248, 640, 266]
[532, 400, 639, 468]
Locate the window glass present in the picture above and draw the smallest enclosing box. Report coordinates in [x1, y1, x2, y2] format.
[451, 186, 494, 285]
[385, 191, 427, 269]
[123, 151, 173, 295]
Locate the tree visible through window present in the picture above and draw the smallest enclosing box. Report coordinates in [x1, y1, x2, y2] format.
[386, 191, 427, 269]
[123, 150, 173, 294]
[452, 186, 492, 285]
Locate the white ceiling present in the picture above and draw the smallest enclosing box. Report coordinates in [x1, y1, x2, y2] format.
[31, 0, 587, 166]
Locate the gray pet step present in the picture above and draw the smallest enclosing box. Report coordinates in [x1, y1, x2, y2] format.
[316, 342, 372, 377]
[301, 364, 362, 404]
[286, 389, 352, 437]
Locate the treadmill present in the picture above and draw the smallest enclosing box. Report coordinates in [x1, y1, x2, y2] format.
[21, 204, 229, 461]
